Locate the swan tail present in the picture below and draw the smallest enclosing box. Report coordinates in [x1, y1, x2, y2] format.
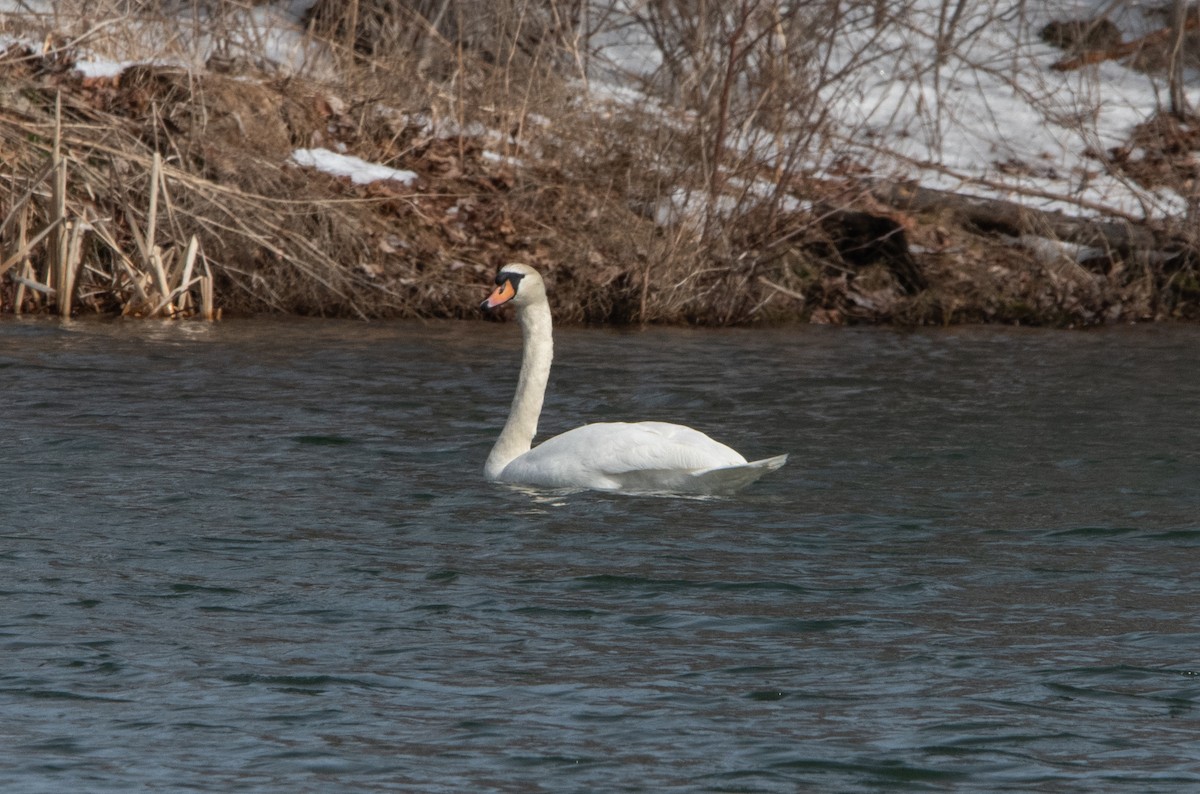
[689, 453, 788, 495]
[601, 453, 786, 495]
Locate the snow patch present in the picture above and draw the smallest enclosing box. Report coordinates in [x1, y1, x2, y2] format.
[482, 150, 525, 168]
[291, 148, 417, 186]
[584, 0, 1199, 222]
[74, 59, 136, 79]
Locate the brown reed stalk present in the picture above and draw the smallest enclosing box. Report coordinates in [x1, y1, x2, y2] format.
[176, 235, 200, 313]
[200, 255, 215, 321]
[48, 93, 68, 309]
[59, 220, 85, 318]
[13, 208, 29, 315]
[146, 151, 160, 258]
[148, 247, 172, 314]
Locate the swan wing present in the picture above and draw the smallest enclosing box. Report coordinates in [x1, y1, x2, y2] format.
[669, 453, 789, 495]
[497, 422, 783, 494]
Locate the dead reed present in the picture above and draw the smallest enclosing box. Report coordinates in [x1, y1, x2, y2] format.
[1, 87, 216, 318]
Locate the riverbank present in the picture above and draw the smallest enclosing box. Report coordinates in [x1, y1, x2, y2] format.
[1, 2, 1198, 326]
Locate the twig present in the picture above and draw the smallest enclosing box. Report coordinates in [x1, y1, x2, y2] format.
[0, 216, 64, 278]
[0, 158, 56, 238]
[758, 275, 805, 301]
[11, 275, 55, 296]
[89, 220, 152, 305]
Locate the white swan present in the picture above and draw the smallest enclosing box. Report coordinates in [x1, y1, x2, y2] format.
[481, 263, 787, 494]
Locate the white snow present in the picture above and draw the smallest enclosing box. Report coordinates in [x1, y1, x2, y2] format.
[584, 0, 1199, 222]
[482, 150, 525, 168]
[815, 1, 1197, 220]
[1, 0, 331, 77]
[73, 59, 136, 79]
[291, 148, 418, 187]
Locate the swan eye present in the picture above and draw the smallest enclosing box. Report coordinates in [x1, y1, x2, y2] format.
[495, 271, 525, 289]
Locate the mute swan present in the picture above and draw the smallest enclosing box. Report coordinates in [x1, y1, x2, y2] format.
[481, 263, 787, 494]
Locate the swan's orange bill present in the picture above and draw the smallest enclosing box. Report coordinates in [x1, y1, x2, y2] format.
[483, 280, 516, 309]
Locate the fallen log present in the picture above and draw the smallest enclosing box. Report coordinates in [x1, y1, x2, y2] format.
[1051, 14, 1200, 71]
[868, 180, 1178, 259]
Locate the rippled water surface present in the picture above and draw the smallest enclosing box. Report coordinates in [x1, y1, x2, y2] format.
[2, 317, 1198, 792]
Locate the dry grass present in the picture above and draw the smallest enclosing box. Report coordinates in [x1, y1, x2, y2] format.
[0, 0, 1198, 325]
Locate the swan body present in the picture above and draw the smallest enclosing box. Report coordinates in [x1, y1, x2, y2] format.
[481, 263, 786, 495]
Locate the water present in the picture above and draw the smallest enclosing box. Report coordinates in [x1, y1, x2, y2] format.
[2, 316, 1198, 792]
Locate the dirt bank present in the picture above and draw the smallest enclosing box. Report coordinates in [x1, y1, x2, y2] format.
[1, 4, 1198, 326]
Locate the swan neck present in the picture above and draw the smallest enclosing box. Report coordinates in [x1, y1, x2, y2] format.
[485, 299, 552, 480]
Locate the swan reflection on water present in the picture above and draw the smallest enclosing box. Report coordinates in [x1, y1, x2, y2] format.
[481, 264, 786, 496]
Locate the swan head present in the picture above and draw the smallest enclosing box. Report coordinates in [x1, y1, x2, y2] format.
[481, 263, 546, 311]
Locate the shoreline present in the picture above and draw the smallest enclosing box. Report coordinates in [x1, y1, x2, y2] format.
[2, 8, 1197, 328]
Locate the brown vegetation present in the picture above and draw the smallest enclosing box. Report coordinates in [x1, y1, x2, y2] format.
[1, 1, 1198, 326]
[1047, 11, 1198, 73]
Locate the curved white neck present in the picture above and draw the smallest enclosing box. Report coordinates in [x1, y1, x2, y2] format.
[485, 299, 552, 480]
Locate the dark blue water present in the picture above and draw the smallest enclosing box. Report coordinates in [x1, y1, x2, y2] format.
[2, 317, 1198, 792]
